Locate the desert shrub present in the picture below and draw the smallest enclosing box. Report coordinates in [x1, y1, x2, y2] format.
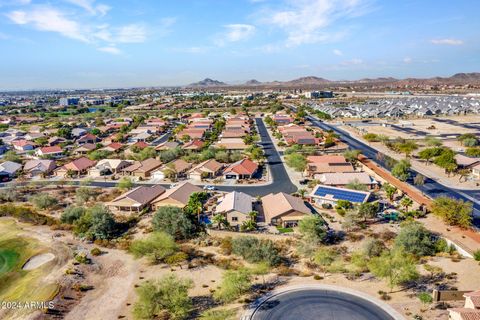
[231, 237, 281, 266]
[129, 232, 178, 264]
[474, 250, 480, 261]
[219, 237, 233, 255]
[152, 206, 195, 240]
[363, 238, 386, 258]
[394, 221, 436, 257]
[133, 274, 193, 320]
[61, 206, 86, 224]
[418, 292, 433, 304]
[30, 193, 58, 210]
[0, 204, 58, 225]
[213, 268, 251, 303]
[73, 204, 117, 240]
[90, 247, 102, 256]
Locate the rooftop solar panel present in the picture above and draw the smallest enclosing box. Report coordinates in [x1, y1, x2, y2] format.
[313, 186, 369, 203]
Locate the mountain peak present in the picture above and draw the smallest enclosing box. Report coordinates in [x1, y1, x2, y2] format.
[188, 78, 227, 87]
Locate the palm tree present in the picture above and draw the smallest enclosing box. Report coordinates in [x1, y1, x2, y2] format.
[400, 197, 413, 212]
[457, 168, 471, 182]
[212, 214, 228, 230]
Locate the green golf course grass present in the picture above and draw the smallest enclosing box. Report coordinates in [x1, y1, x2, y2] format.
[0, 249, 20, 275]
[0, 218, 59, 305]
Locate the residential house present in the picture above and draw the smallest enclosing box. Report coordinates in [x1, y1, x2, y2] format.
[121, 158, 162, 179]
[215, 138, 248, 150]
[215, 191, 253, 228]
[448, 290, 480, 320]
[55, 157, 96, 178]
[101, 142, 124, 153]
[23, 159, 56, 177]
[188, 159, 224, 181]
[306, 155, 354, 177]
[183, 139, 204, 151]
[48, 136, 66, 146]
[455, 154, 480, 169]
[272, 114, 294, 125]
[77, 133, 99, 145]
[316, 172, 378, 189]
[89, 159, 133, 177]
[261, 192, 311, 227]
[156, 159, 192, 180]
[106, 185, 166, 214]
[472, 163, 480, 180]
[156, 141, 179, 151]
[12, 139, 36, 151]
[310, 185, 371, 206]
[223, 158, 258, 180]
[74, 143, 97, 155]
[129, 132, 152, 143]
[71, 128, 87, 138]
[35, 146, 63, 159]
[152, 182, 202, 209]
[0, 161, 22, 180]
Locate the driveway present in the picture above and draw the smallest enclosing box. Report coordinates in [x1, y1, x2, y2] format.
[244, 285, 403, 320]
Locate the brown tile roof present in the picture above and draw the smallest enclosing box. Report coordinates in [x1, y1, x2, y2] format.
[132, 141, 149, 149]
[112, 185, 166, 205]
[123, 158, 162, 173]
[153, 182, 202, 206]
[64, 157, 96, 171]
[262, 192, 311, 223]
[169, 159, 192, 173]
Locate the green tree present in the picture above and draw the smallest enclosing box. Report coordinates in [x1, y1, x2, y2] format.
[367, 248, 419, 292]
[285, 153, 307, 174]
[430, 197, 472, 228]
[129, 232, 178, 264]
[418, 147, 443, 165]
[213, 268, 251, 303]
[232, 236, 281, 266]
[199, 309, 236, 320]
[74, 204, 117, 240]
[298, 215, 327, 245]
[133, 274, 193, 320]
[363, 238, 386, 258]
[363, 133, 379, 142]
[383, 183, 398, 202]
[61, 206, 86, 224]
[153, 206, 195, 240]
[343, 149, 361, 168]
[357, 202, 379, 221]
[184, 192, 207, 222]
[394, 221, 436, 256]
[392, 159, 411, 181]
[118, 177, 133, 190]
[396, 141, 419, 158]
[400, 197, 413, 212]
[433, 148, 457, 175]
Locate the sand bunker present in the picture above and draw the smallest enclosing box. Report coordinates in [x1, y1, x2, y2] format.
[23, 253, 55, 270]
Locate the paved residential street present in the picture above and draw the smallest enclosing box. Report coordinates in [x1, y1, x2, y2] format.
[0, 118, 297, 197]
[307, 115, 480, 227]
[249, 289, 397, 320]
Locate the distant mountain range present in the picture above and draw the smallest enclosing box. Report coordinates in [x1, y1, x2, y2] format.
[186, 73, 480, 88]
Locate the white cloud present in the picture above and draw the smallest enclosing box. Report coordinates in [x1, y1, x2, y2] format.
[333, 49, 343, 56]
[260, 0, 370, 47]
[7, 7, 89, 42]
[117, 24, 146, 43]
[97, 46, 121, 55]
[403, 57, 412, 63]
[430, 38, 463, 46]
[217, 24, 255, 45]
[64, 0, 111, 16]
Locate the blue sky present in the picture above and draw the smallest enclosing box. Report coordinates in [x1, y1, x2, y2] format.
[0, 0, 479, 89]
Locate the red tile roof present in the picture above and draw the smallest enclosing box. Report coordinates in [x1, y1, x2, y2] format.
[64, 157, 96, 171]
[224, 158, 258, 175]
[39, 146, 62, 154]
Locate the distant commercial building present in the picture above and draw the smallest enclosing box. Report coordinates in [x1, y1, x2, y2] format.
[59, 97, 80, 106]
[306, 91, 334, 99]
